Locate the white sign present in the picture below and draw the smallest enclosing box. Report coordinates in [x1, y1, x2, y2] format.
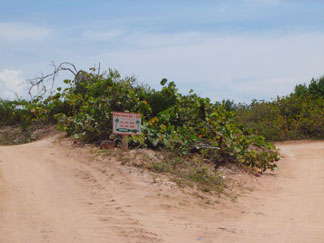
[112, 112, 141, 135]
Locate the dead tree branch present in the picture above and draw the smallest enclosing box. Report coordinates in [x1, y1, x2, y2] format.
[26, 62, 79, 98]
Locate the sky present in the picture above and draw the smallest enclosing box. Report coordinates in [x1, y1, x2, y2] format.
[0, 0, 323, 102]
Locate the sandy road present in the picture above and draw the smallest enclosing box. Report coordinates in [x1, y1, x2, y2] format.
[0, 138, 160, 243]
[214, 141, 324, 243]
[0, 137, 323, 243]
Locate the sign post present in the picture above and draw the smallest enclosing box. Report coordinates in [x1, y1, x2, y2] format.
[122, 134, 128, 150]
[112, 112, 142, 151]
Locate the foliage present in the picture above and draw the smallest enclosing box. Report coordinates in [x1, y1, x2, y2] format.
[51, 69, 152, 142]
[25, 67, 279, 172]
[236, 76, 324, 140]
[1, 65, 281, 173]
[142, 92, 279, 171]
[0, 99, 33, 129]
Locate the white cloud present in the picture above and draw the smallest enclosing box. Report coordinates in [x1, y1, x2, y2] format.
[91, 31, 324, 102]
[81, 30, 124, 42]
[123, 31, 202, 48]
[0, 69, 27, 100]
[216, 77, 300, 101]
[0, 22, 52, 42]
[1, 27, 323, 103]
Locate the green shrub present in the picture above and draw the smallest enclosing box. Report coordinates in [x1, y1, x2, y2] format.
[0, 99, 33, 129]
[38, 67, 279, 171]
[1, 66, 281, 172]
[236, 76, 324, 141]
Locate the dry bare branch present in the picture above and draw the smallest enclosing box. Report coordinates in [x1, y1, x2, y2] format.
[26, 62, 79, 98]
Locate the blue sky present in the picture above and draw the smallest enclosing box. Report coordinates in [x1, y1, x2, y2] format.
[0, 0, 323, 102]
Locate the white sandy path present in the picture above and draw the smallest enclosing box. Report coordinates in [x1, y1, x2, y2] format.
[0, 138, 160, 243]
[0, 137, 323, 243]
[213, 141, 324, 243]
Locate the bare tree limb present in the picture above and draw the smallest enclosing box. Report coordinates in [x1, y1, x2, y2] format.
[26, 62, 79, 99]
[98, 62, 101, 76]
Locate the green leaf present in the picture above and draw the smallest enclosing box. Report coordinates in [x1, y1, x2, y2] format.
[160, 78, 168, 86]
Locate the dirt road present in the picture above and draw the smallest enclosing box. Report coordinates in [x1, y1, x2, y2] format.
[0, 136, 323, 243]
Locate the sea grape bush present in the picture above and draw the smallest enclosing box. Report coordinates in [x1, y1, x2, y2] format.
[26, 67, 279, 171]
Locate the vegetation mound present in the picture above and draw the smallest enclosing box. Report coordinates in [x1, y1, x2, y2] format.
[4, 65, 323, 191]
[0, 65, 279, 175]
